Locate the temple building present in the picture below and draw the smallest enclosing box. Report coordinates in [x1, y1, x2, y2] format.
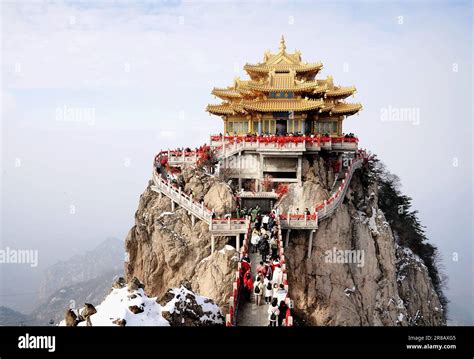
[204, 37, 362, 199]
[206, 36, 362, 136]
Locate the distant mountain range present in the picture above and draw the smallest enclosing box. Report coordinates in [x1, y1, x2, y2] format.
[38, 237, 124, 301]
[0, 306, 33, 326]
[34, 270, 122, 325]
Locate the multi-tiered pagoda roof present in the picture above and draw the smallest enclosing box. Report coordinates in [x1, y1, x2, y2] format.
[207, 36, 362, 118]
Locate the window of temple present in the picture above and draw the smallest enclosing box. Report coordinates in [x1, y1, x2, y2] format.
[287, 119, 302, 133]
[262, 119, 276, 134]
[227, 121, 249, 134]
[314, 121, 338, 134]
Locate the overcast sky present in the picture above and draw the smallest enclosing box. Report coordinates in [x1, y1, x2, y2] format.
[1, 0, 472, 323]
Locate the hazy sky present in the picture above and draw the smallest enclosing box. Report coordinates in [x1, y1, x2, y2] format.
[1, 0, 472, 323]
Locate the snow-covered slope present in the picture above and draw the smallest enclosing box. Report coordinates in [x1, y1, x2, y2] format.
[59, 279, 223, 327]
[76, 287, 169, 326]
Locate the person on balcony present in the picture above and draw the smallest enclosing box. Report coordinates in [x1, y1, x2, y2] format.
[304, 208, 310, 217]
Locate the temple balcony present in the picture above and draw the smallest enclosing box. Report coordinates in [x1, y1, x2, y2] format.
[210, 134, 358, 155]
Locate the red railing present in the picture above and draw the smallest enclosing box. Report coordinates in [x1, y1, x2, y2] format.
[279, 213, 317, 220]
[225, 223, 251, 326]
[210, 134, 358, 145]
[275, 217, 293, 326]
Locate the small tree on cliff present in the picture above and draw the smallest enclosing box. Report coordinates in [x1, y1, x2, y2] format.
[196, 146, 218, 173]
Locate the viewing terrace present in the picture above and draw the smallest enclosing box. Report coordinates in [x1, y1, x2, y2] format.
[209, 134, 359, 156]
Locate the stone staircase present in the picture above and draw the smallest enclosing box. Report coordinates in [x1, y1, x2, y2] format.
[152, 147, 366, 232]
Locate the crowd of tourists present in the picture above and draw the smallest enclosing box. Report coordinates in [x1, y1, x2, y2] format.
[240, 209, 290, 326]
[212, 132, 358, 140]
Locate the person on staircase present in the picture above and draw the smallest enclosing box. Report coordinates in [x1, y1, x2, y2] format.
[243, 270, 253, 302]
[272, 283, 279, 302]
[251, 228, 260, 253]
[271, 257, 280, 268]
[270, 236, 278, 259]
[254, 278, 264, 306]
[258, 235, 270, 262]
[275, 284, 288, 304]
[250, 207, 258, 222]
[256, 261, 266, 276]
[265, 262, 273, 282]
[241, 258, 251, 276]
[272, 265, 283, 286]
[268, 298, 280, 327]
[278, 300, 288, 327]
[264, 281, 273, 304]
[262, 214, 270, 230]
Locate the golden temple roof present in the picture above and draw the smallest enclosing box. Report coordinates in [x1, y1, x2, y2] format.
[245, 71, 327, 93]
[329, 102, 362, 115]
[206, 103, 236, 115]
[206, 37, 362, 119]
[212, 88, 243, 99]
[240, 98, 324, 112]
[326, 86, 356, 98]
[244, 62, 323, 76]
[206, 98, 326, 115]
[244, 35, 323, 79]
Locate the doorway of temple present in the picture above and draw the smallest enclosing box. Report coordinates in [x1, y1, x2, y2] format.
[276, 119, 287, 135]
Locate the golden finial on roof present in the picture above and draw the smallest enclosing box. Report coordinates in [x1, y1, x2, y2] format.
[279, 35, 286, 53]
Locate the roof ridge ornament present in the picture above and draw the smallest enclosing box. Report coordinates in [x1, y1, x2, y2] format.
[279, 35, 286, 53]
[233, 77, 241, 89]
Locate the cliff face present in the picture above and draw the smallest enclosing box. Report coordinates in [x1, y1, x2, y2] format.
[124, 168, 237, 311]
[283, 159, 445, 326]
[125, 157, 445, 326]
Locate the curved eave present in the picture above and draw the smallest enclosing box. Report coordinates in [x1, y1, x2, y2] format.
[243, 62, 323, 74]
[206, 104, 235, 115]
[241, 99, 324, 112]
[330, 103, 363, 116]
[326, 87, 357, 99]
[211, 89, 243, 100]
[246, 82, 326, 94]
